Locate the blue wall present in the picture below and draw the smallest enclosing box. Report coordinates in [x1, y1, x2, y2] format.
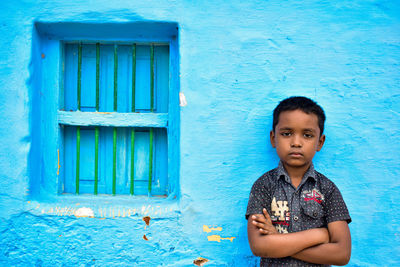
[0, 0, 399, 265]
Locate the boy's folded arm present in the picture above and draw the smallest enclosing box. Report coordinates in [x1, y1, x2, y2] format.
[291, 220, 351, 266]
[247, 215, 328, 258]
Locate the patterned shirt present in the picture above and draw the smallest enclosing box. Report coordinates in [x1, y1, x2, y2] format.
[246, 162, 351, 267]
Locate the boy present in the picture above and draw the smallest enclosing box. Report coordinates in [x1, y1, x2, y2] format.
[246, 96, 351, 266]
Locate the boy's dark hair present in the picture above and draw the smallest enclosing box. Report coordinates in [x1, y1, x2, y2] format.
[273, 96, 326, 135]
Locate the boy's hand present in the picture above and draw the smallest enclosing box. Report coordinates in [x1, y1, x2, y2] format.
[251, 208, 279, 235]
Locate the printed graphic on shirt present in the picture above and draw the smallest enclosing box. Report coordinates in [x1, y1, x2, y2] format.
[270, 197, 289, 233]
[275, 224, 289, 234]
[302, 188, 324, 204]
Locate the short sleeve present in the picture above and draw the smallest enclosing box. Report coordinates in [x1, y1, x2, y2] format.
[245, 177, 271, 220]
[324, 182, 351, 224]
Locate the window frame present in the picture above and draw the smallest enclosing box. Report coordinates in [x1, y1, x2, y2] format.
[31, 22, 180, 201]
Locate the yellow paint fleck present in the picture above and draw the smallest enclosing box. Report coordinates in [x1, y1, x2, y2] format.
[41, 209, 45, 214]
[207, 235, 236, 242]
[57, 149, 61, 175]
[118, 209, 121, 217]
[76, 203, 80, 206]
[27, 201, 30, 203]
[203, 225, 222, 233]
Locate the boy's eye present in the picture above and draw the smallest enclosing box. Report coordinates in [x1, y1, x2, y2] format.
[303, 133, 314, 138]
[281, 132, 292, 137]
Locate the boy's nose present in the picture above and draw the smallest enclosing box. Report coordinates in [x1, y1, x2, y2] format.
[291, 136, 302, 147]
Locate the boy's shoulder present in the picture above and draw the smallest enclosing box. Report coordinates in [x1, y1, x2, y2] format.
[313, 169, 342, 195]
[251, 167, 280, 188]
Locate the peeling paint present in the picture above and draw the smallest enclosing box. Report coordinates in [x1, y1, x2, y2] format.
[193, 257, 209, 266]
[27, 202, 171, 218]
[143, 216, 151, 226]
[179, 92, 187, 106]
[143, 234, 148, 241]
[57, 149, 60, 175]
[74, 207, 94, 218]
[207, 235, 236, 242]
[203, 225, 222, 233]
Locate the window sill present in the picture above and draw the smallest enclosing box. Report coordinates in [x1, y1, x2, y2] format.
[58, 110, 168, 127]
[25, 193, 179, 219]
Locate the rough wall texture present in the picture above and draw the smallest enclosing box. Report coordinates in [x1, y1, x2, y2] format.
[0, 0, 399, 266]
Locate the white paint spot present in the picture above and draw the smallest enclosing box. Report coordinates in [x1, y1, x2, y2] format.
[74, 207, 94, 218]
[179, 92, 187, 107]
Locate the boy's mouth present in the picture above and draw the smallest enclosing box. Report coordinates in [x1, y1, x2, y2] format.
[289, 152, 303, 157]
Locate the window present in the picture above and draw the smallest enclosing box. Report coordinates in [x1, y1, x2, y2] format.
[31, 22, 179, 198]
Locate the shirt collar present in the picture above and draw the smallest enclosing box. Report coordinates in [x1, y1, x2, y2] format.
[277, 161, 317, 183]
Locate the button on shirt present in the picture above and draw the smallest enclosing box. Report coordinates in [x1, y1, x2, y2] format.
[246, 162, 351, 267]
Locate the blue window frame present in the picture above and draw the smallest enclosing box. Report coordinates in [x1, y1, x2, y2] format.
[31, 22, 179, 199]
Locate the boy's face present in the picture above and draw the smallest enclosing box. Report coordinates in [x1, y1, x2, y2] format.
[270, 109, 325, 172]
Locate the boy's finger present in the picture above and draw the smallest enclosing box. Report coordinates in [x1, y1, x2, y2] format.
[252, 214, 267, 223]
[263, 208, 272, 220]
[259, 228, 268, 235]
[252, 220, 265, 228]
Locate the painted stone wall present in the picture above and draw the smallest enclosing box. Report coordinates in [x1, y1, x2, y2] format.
[0, 0, 399, 266]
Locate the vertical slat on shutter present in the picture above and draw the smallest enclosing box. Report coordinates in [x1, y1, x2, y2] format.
[112, 44, 118, 195]
[94, 42, 100, 195]
[148, 44, 154, 194]
[76, 42, 82, 194]
[131, 44, 136, 195]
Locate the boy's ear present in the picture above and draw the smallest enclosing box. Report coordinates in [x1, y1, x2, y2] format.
[316, 134, 326, 151]
[270, 130, 276, 148]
